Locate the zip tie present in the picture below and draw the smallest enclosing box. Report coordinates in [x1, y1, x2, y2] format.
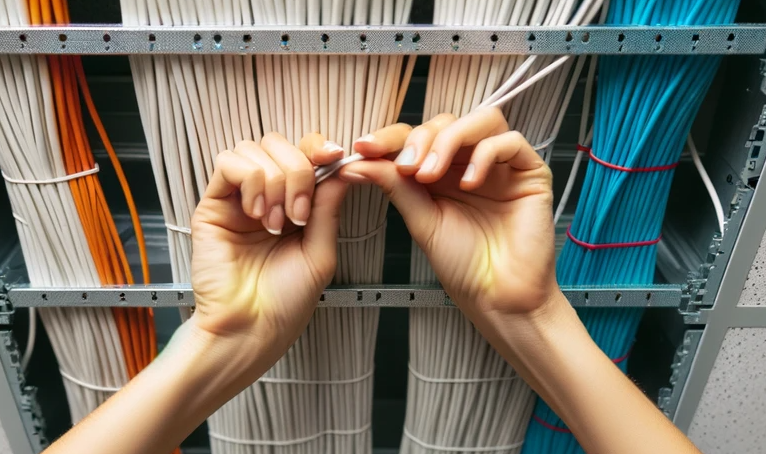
[165, 223, 192, 235]
[403, 428, 524, 452]
[338, 221, 386, 243]
[12, 213, 28, 225]
[577, 145, 679, 173]
[209, 424, 371, 446]
[59, 369, 122, 393]
[1, 164, 100, 185]
[314, 153, 365, 184]
[566, 225, 662, 251]
[408, 364, 518, 384]
[258, 368, 373, 385]
[315, 135, 556, 185]
[532, 415, 572, 434]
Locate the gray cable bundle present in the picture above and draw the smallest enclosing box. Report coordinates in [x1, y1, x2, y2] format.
[122, 1, 413, 452]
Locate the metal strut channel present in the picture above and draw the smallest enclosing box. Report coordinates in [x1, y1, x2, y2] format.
[0, 25, 764, 55]
[5, 284, 683, 308]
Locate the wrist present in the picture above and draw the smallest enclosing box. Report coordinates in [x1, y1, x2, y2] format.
[164, 315, 277, 396]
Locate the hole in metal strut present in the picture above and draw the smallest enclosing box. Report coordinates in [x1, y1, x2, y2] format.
[19, 34, 26, 42]
[103, 33, 111, 42]
[281, 33, 290, 42]
[490, 34, 499, 42]
[320, 33, 329, 43]
[213, 34, 222, 43]
[58, 34, 67, 42]
[395, 32, 403, 42]
[243, 34, 252, 43]
[617, 33, 625, 42]
[359, 33, 367, 42]
[148, 33, 156, 42]
[193, 33, 202, 42]
[412, 32, 421, 43]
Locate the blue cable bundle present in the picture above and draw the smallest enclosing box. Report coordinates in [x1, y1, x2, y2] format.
[521, 1, 740, 452]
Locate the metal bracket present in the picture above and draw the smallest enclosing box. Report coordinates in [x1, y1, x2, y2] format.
[0, 331, 48, 453]
[0, 25, 763, 55]
[5, 284, 683, 308]
[658, 329, 704, 419]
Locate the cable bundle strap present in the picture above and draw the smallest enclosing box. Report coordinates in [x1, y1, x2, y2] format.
[165, 223, 192, 235]
[2, 164, 100, 185]
[59, 369, 122, 393]
[566, 226, 662, 251]
[408, 364, 518, 384]
[258, 369, 373, 385]
[577, 145, 679, 173]
[532, 415, 572, 434]
[209, 424, 371, 446]
[337, 221, 387, 243]
[403, 428, 524, 452]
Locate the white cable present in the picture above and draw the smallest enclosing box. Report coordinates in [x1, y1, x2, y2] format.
[688, 135, 725, 235]
[258, 369, 374, 385]
[20, 307, 35, 371]
[164, 223, 192, 235]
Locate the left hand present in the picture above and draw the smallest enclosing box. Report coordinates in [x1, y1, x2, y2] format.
[189, 133, 347, 367]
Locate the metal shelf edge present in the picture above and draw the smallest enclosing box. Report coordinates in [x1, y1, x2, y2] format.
[0, 25, 763, 55]
[5, 284, 683, 308]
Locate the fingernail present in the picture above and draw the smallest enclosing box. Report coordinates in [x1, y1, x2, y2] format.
[462, 163, 476, 182]
[265, 205, 284, 235]
[291, 195, 310, 226]
[396, 145, 416, 166]
[253, 194, 265, 217]
[420, 152, 439, 173]
[355, 134, 375, 144]
[343, 171, 369, 184]
[323, 141, 345, 155]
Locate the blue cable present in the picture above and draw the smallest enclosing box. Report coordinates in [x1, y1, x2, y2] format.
[520, 1, 740, 452]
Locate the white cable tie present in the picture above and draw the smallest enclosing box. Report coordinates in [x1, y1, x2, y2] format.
[404, 428, 524, 452]
[337, 221, 387, 243]
[165, 223, 192, 235]
[314, 153, 366, 184]
[12, 212, 28, 225]
[2, 164, 100, 185]
[258, 368, 374, 385]
[209, 424, 371, 446]
[59, 369, 122, 393]
[408, 364, 518, 384]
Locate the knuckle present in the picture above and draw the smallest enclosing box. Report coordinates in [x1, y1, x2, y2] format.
[265, 172, 286, 189]
[261, 131, 284, 146]
[286, 167, 315, 184]
[506, 130, 527, 144]
[233, 140, 259, 153]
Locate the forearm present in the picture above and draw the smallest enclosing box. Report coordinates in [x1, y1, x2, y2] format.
[43, 316, 272, 454]
[474, 291, 700, 454]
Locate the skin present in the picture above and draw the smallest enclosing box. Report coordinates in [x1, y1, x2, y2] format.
[42, 108, 701, 454]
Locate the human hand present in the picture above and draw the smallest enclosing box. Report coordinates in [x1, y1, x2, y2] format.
[189, 134, 347, 369]
[340, 108, 559, 319]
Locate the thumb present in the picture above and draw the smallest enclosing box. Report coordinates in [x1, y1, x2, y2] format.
[302, 178, 348, 262]
[339, 159, 439, 247]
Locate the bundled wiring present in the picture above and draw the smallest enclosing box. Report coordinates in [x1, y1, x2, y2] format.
[123, 1, 414, 452]
[522, 1, 741, 452]
[0, 0, 155, 424]
[403, 2, 604, 453]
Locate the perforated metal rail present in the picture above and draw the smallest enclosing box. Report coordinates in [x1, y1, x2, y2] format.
[5, 284, 683, 308]
[0, 25, 763, 55]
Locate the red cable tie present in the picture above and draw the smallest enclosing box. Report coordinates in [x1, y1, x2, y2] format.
[566, 226, 662, 251]
[612, 351, 631, 364]
[533, 415, 572, 434]
[578, 144, 679, 172]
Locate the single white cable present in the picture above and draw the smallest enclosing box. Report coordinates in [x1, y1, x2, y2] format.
[59, 369, 122, 393]
[688, 135, 725, 235]
[408, 364, 518, 384]
[403, 428, 525, 453]
[1, 164, 99, 185]
[209, 424, 372, 446]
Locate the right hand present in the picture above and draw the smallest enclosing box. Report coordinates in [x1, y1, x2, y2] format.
[340, 108, 560, 319]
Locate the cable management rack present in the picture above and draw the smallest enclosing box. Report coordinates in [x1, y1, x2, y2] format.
[1, 17, 766, 454]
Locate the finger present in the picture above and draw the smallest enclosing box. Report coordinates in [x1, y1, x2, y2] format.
[395, 113, 457, 175]
[261, 132, 316, 227]
[233, 140, 286, 235]
[459, 130, 545, 191]
[352, 123, 413, 158]
[205, 150, 265, 222]
[299, 132, 345, 166]
[416, 107, 509, 184]
[339, 160, 439, 249]
[301, 178, 348, 273]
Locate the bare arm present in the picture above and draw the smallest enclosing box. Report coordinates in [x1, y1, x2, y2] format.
[342, 107, 701, 454]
